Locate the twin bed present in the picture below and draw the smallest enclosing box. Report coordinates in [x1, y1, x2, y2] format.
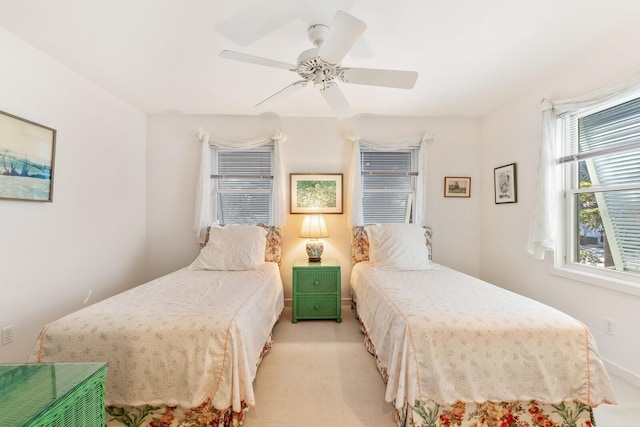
[30, 224, 284, 427]
[350, 223, 616, 427]
[29, 222, 616, 427]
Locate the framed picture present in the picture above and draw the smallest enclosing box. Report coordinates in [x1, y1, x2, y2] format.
[494, 163, 517, 204]
[444, 177, 471, 198]
[0, 110, 56, 202]
[290, 173, 343, 214]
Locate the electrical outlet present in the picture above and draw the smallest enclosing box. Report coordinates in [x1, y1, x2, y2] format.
[604, 317, 616, 337]
[1, 325, 15, 346]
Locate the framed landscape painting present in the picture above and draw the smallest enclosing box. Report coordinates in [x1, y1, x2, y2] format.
[444, 177, 471, 198]
[0, 110, 56, 202]
[290, 173, 343, 214]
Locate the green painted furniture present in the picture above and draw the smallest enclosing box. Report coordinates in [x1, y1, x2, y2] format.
[292, 258, 341, 323]
[0, 362, 107, 427]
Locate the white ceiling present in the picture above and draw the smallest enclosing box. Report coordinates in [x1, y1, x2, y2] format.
[1, 0, 639, 118]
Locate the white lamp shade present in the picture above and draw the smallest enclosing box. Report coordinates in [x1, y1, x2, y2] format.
[299, 214, 329, 238]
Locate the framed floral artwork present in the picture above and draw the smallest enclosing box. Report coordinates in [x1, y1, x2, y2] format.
[290, 173, 343, 214]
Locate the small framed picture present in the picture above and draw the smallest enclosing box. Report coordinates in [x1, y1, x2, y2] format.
[0, 110, 56, 202]
[290, 173, 343, 214]
[444, 177, 471, 198]
[494, 163, 517, 204]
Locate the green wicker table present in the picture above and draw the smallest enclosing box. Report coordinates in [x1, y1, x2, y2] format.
[292, 258, 342, 323]
[0, 362, 107, 427]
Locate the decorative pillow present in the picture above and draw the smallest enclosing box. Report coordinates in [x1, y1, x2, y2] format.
[362, 224, 432, 270]
[352, 226, 371, 264]
[262, 225, 283, 265]
[190, 225, 267, 271]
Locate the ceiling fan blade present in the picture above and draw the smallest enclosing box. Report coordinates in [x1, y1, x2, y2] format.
[341, 68, 418, 89]
[220, 50, 296, 70]
[255, 80, 308, 107]
[321, 84, 353, 119]
[318, 10, 366, 65]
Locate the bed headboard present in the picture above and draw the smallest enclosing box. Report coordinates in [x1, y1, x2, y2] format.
[203, 224, 283, 265]
[351, 225, 432, 264]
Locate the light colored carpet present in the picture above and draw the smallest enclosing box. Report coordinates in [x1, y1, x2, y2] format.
[245, 306, 640, 427]
[594, 374, 640, 426]
[244, 306, 395, 427]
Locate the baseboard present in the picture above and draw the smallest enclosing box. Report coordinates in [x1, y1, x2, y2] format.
[603, 358, 640, 389]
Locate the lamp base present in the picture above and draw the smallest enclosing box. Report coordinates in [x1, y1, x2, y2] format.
[306, 239, 324, 262]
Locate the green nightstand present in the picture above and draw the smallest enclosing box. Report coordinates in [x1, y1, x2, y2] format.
[292, 259, 341, 323]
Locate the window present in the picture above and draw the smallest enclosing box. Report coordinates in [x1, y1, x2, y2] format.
[211, 146, 274, 225]
[558, 94, 640, 282]
[360, 149, 418, 223]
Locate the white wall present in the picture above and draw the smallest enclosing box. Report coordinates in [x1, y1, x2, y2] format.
[479, 26, 640, 385]
[0, 28, 148, 362]
[146, 114, 481, 303]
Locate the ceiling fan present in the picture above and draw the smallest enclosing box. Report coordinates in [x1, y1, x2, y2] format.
[219, 10, 418, 119]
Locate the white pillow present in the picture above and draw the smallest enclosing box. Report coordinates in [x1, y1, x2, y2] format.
[189, 225, 267, 271]
[365, 224, 431, 270]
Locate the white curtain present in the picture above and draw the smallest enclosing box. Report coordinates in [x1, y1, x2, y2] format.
[194, 128, 287, 242]
[527, 72, 640, 259]
[346, 131, 433, 227]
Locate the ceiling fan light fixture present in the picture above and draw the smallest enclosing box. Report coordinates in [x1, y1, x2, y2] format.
[313, 69, 325, 89]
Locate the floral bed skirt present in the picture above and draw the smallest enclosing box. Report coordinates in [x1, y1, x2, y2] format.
[356, 308, 597, 427]
[399, 399, 595, 427]
[106, 400, 247, 427]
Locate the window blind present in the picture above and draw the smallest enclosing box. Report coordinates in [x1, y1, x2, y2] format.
[560, 96, 640, 163]
[361, 150, 416, 224]
[565, 96, 640, 272]
[212, 148, 273, 225]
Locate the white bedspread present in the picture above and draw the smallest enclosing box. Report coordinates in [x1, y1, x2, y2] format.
[351, 262, 616, 408]
[30, 263, 284, 412]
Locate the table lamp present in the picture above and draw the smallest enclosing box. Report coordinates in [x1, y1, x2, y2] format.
[299, 214, 329, 262]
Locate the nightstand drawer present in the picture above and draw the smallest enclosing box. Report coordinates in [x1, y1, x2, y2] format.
[294, 270, 339, 293]
[295, 295, 338, 318]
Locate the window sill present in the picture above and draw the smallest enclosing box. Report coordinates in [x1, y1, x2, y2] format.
[551, 262, 640, 297]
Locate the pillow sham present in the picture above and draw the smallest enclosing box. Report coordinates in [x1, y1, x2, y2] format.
[365, 223, 431, 270]
[189, 225, 267, 271]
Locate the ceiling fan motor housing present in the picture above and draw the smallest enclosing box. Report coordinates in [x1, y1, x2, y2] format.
[298, 24, 343, 90]
[296, 55, 343, 90]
